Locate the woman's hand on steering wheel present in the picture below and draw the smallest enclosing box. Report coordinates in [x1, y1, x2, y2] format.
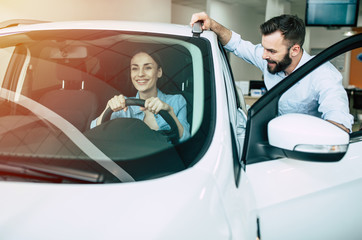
[100, 98, 179, 144]
[142, 97, 172, 115]
[108, 94, 128, 112]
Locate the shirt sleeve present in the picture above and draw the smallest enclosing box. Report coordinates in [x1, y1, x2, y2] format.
[174, 95, 191, 142]
[314, 63, 354, 131]
[90, 118, 98, 129]
[90, 109, 132, 129]
[224, 31, 265, 71]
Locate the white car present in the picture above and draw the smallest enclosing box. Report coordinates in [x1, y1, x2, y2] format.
[0, 20, 361, 240]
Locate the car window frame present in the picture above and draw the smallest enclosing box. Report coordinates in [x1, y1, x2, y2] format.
[218, 41, 244, 185]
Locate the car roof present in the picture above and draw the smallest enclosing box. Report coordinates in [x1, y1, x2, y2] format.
[0, 20, 196, 38]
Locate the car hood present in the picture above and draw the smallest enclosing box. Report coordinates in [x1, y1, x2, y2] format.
[0, 168, 230, 240]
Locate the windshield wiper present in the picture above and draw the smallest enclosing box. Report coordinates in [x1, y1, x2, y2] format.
[0, 161, 104, 183]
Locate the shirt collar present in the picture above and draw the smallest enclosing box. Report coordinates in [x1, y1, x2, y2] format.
[291, 49, 312, 73]
[276, 49, 311, 77]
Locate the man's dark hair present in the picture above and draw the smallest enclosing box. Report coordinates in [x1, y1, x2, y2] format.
[260, 14, 305, 48]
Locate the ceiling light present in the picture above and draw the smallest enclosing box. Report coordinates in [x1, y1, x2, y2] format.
[343, 30, 357, 36]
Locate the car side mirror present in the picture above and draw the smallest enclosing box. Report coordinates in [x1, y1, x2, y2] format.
[268, 113, 349, 162]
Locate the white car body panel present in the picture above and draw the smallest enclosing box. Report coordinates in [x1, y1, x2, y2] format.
[1, 21, 193, 37]
[0, 169, 230, 239]
[247, 140, 362, 239]
[0, 21, 258, 239]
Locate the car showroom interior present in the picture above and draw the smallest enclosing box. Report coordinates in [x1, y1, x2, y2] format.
[0, 0, 361, 239]
[4, 0, 360, 129]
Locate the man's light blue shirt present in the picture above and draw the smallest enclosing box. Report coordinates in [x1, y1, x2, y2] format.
[90, 90, 190, 142]
[224, 31, 353, 131]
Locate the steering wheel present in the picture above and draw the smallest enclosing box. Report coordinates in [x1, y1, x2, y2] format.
[100, 99, 179, 144]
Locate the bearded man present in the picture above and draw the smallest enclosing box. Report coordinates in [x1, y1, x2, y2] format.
[190, 12, 353, 133]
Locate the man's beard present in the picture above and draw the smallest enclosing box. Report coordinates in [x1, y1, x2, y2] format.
[267, 53, 292, 74]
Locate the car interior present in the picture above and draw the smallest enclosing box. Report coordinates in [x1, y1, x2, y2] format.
[27, 33, 197, 134]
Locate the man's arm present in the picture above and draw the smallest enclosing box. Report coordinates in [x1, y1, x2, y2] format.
[190, 12, 232, 46]
[327, 120, 350, 133]
[313, 63, 353, 133]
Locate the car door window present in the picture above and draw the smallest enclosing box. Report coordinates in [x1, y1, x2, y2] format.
[219, 43, 247, 183]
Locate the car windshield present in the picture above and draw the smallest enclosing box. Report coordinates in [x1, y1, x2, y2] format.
[0, 29, 213, 183]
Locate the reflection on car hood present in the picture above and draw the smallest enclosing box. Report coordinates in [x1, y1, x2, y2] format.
[0, 168, 230, 239]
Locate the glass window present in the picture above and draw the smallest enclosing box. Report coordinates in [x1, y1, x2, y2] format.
[0, 30, 214, 182]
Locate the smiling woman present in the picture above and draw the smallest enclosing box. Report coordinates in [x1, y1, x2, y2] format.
[91, 50, 191, 143]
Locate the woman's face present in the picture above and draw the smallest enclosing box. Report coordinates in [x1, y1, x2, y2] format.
[130, 52, 162, 94]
